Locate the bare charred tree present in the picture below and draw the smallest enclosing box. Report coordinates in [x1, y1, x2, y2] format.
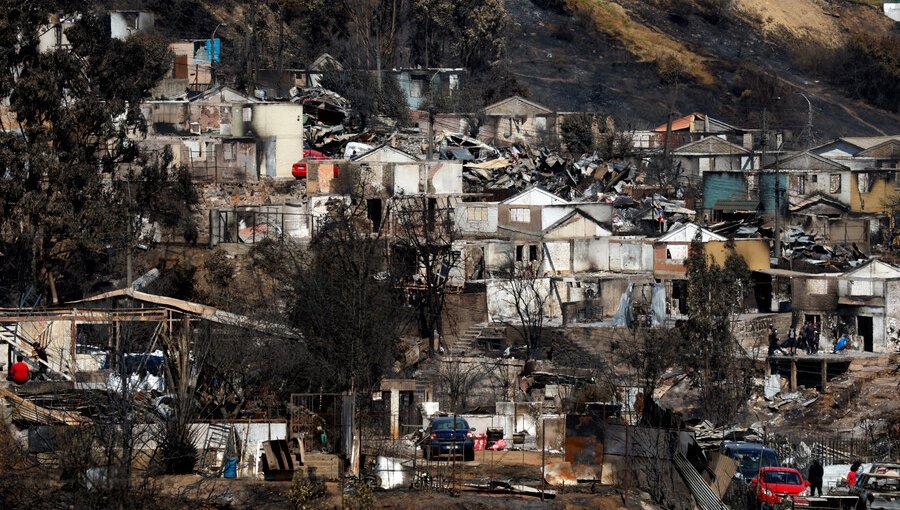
[391, 195, 458, 357]
[248, 165, 406, 395]
[612, 325, 685, 423]
[340, 0, 406, 71]
[434, 358, 488, 413]
[498, 257, 552, 359]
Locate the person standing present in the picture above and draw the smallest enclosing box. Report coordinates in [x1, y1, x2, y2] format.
[808, 459, 824, 496]
[788, 326, 798, 355]
[32, 341, 48, 377]
[768, 325, 786, 356]
[847, 461, 862, 488]
[812, 320, 821, 353]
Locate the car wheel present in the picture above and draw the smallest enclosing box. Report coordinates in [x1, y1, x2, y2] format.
[464, 446, 475, 462]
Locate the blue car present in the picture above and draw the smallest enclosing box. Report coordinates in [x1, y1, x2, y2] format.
[420, 416, 476, 461]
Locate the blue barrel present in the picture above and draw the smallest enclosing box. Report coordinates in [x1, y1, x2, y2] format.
[223, 457, 238, 478]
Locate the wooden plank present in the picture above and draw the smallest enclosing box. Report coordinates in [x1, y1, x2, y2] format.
[0, 388, 91, 426]
[790, 360, 798, 391]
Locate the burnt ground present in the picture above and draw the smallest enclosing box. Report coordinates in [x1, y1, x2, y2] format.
[505, 0, 900, 137]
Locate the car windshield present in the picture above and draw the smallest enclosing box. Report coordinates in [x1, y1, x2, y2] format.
[764, 471, 802, 485]
[432, 419, 469, 431]
[732, 450, 762, 471]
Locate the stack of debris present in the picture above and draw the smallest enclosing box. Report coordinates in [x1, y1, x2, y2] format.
[691, 420, 766, 450]
[781, 225, 866, 270]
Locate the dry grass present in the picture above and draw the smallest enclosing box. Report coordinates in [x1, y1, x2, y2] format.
[568, 0, 716, 85]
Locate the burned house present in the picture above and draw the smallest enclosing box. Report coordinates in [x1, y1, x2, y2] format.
[758, 259, 900, 352]
[633, 112, 748, 150]
[478, 96, 556, 148]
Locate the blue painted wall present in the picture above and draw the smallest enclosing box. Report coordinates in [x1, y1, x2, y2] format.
[759, 174, 788, 213]
[703, 172, 747, 209]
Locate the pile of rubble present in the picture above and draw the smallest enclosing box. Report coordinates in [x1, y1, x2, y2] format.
[782, 226, 866, 269]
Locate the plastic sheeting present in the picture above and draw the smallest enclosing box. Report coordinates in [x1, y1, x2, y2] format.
[612, 283, 634, 327]
[651, 283, 666, 326]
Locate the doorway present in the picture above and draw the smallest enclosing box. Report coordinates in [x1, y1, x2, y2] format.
[857, 316, 874, 352]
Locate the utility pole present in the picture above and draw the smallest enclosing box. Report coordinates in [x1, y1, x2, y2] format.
[761, 108, 781, 265]
[763, 107, 783, 265]
[797, 92, 813, 149]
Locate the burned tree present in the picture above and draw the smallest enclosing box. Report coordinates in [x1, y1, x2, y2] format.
[391, 195, 458, 356]
[250, 165, 405, 395]
[498, 259, 552, 359]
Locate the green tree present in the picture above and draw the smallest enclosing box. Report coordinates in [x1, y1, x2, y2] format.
[0, 4, 196, 305]
[682, 237, 754, 424]
[560, 113, 595, 156]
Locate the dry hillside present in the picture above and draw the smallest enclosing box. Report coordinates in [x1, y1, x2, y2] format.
[506, 0, 900, 136]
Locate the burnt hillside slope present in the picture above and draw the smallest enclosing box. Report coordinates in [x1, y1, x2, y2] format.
[505, 0, 900, 137]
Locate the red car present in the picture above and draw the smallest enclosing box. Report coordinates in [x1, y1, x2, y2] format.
[292, 149, 333, 179]
[751, 467, 810, 507]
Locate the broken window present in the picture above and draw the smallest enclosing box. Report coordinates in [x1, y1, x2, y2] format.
[811, 174, 818, 184]
[795, 175, 806, 194]
[510, 207, 531, 223]
[807, 279, 828, 295]
[410, 78, 424, 98]
[124, 12, 139, 30]
[223, 142, 235, 161]
[529, 245, 539, 262]
[830, 174, 841, 193]
[466, 207, 487, 222]
[367, 199, 382, 231]
[516, 245, 524, 262]
[858, 172, 874, 193]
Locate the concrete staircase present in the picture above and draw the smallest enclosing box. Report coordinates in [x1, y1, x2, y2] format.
[447, 324, 485, 356]
[0, 323, 72, 381]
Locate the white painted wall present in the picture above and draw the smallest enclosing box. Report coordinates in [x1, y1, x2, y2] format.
[455, 203, 499, 234]
[110, 11, 155, 40]
[429, 162, 463, 194]
[486, 278, 559, 321]
[393, 164, 421, 194]
[245, 103, 304, 178]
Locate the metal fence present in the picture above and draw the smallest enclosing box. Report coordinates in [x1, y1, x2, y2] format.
[765, 433, 897, 468]
[209, 208, 316, 245]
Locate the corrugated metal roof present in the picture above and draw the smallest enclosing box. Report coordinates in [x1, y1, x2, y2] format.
[673, 450, 727, 510]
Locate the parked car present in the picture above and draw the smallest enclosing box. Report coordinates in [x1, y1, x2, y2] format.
[850, 472, 900, 509]
[419, 416, 475, 461]
[291, 149, 333, 179]
[750, 467, 810, 508]
[721, 441, 781, 480]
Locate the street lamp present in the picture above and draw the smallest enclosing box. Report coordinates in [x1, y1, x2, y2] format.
[796, 92, 813, 149]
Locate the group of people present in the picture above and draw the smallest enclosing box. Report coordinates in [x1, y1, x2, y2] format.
[767, 320, 854, 356]
[784, 321, 821, 355]
[4, 341, 48, 385]
[805, 459, 864, 497]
